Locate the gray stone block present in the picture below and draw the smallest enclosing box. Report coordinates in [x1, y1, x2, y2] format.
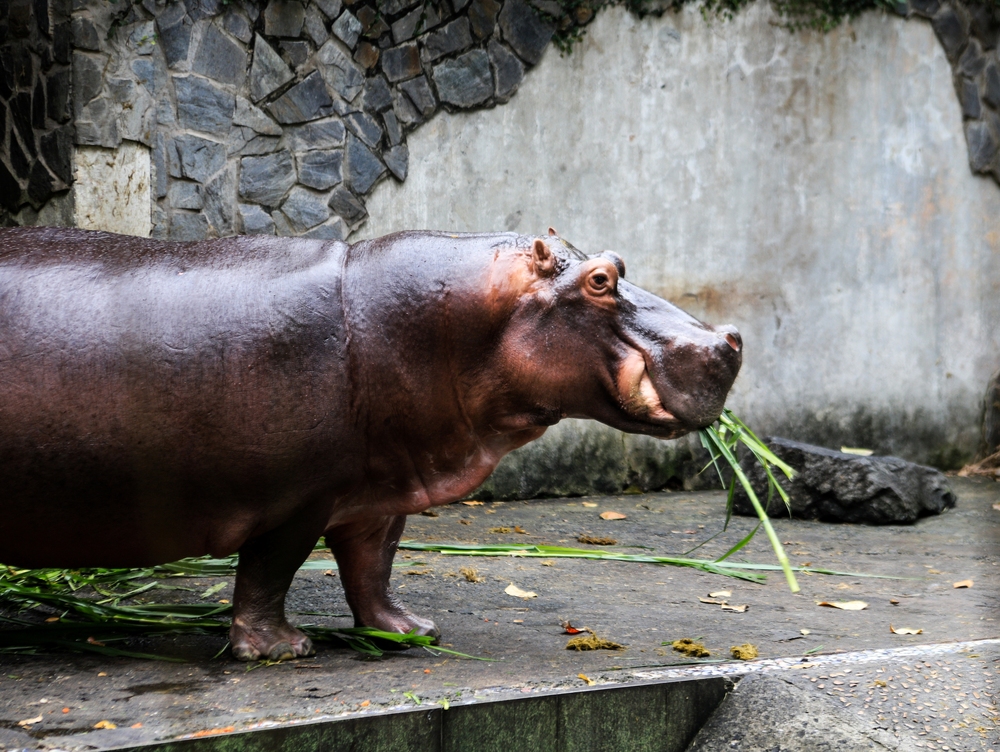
[203, 165, 237, 235]
[250, 34, 295, 102]
[129, 21, 158, 55]
[152, 133, 168, 198]
[131, 58, 156, 91]
[303, 217, 347, 239]
[392, 3, 442, 44]
[328, 184, 367, 223]
[175, 75, 236, 133]
[236, 134, 282, 156]
[499, 0, 554, 65]
[966, 118, 999, 172]
[344, 133, 386, 194]
[239, 202, 275, 234]
[687, 674, 902, 752]
[72, 51, 105, 111]
[239, 150, 297, 206]
[489, 39, 524, 100]
[168, 180, 203, 209]
[39, 125, 72, 185]
[733, 437, 957, 524]
[909, 0, 939, 16]
[313, 0, 343, 19]
[381, 0, 421, 16]
[192, 23, 247, 86]
[433, 50, 492, 108]
[169, 212, 211, 241]
[421, 17, 472, 61]
[281, 40, 312, 68]
[960, 77, 981, 119]
[970, 3, 1000, 51]
[185, 0, 224, 22]
[223, 9, 253, 43]
[302, 6, 329, 47]
[71, 15, 100, 51]
[27, 161, 56, 208]
[392, 86, 422, 125]
[383, 143, 408, 180]
[268, 71, 335, 123]
[264, 0, 306, 37]
[318, 40, 366, 101]
[382, 109, 403, 146]
[381, 42, 422, 82]
[172, 133, 226, 182]
[333, 10, 362, 48]
[157, 5, 193, 68]
[344, 111, 382, 147]
[469, 0, 501, 39]
[297, 148, 343, 189]
[985, 61, 1000, 108]
[959, 38, 987, 76]
[234, 96, 283, 135]
[46, 67, 72, 123]
[400, 74, 436, 116]
[282, 185, 331, 230]
[285, 117, 347, 149]
[931, 6, 969, 62]
[363, 75, 393, 112]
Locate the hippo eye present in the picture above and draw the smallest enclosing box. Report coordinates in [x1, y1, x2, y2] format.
[587, 270, 614, 295]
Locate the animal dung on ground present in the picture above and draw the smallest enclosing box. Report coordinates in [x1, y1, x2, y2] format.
[577, 535, 617, 545]
[459, 567, 484, 583]
[566, 633, 623, 651]
[730, 643, 758, 660]
[671, 638, 710, 658]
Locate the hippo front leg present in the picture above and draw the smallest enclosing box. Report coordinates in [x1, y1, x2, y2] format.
[326, 515, 439, 639]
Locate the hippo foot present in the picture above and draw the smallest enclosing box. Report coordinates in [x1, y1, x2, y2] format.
[359, 600, 440, 642]
[229, 618, 315, 662]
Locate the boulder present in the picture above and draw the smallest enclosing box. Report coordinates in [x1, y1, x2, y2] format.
[733, 437, 956, 524]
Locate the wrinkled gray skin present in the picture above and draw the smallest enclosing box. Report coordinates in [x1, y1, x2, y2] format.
[0, 227, 742, 661]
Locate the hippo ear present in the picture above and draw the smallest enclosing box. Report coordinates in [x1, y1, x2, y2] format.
[548, 227, 558, 237]
[532, 239, 556, 277]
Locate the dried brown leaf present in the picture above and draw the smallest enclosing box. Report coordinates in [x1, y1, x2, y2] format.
[889, 625, 923, 635]
[505, 583, 537, 599]
[599, 511, 627, 520]
[953, 579, 973, 589]
[816, 600, 868, 610]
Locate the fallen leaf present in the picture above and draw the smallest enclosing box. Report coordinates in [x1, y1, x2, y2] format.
[459, 567, 484, 583]
[505, 583, 537, 599]
[890, 625, 923, 635]
[730, 643, 758, 660]
[489, 527, 512, 534]
[582, 502, 598, 508]
[218, 599, 230, 604]
[874, 679, 887, 687]
[670, 638, 710, 658]
[45, 616, 60, 623]
[484, 509, 496, 514]
[323, 570, 336, 577]
[459, 519, 472, 525]
[927, 569, 941, 574]
[561, 621, 587, 635]
[841, 446, 873, 456]
[698, 597, 727, 605]
[404, 569, 430, 576]
[799, 629, 811, 635]
[87, 636, 106, 647]
[578, 535, 617, 545]
[97, 672, 107, 677]
[953, 579, 973, 589]
[721, 604, 749, 613]
[461, 501, 484, 506]
[93, 720, 117, 730]
[131, 723, 142, 729]
[816, 600, 868, 610]
[889, 598, 899, 605]
[17, 716, 43, 727]
[578, 673, 596, 686]
[190, 727, 235, 738]
[709, 591, 732, 598]
[420, 510, 439, 517]
[599, 511, 626, 520]
[514, 526, 529, 534]
[540, 560, 555, 567]
[993, 503, 1000, 512]
[835, 583, 852, 590]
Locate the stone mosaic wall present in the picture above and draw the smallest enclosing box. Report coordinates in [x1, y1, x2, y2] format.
[65, 0, 555, 240]
[0, 0, 74, 225]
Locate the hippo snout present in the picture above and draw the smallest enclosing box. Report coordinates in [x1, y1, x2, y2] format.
[719, 325, 742, 353]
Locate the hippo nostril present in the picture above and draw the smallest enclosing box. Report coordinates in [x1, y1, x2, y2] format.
[724, 332, 742, 352]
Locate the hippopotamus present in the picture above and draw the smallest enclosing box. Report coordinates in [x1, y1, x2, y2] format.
[0, 226, 741, 661]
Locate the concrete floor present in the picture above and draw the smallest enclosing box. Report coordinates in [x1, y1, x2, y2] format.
[1, 476, 998, 751]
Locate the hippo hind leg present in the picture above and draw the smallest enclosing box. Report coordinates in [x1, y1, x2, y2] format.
[229, 505, 329, 662]
[327, 515, 439, 640]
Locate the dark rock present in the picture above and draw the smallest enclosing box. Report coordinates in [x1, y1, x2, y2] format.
[529, 0, 564, 16]
[10, 93, 34, 156]
[392, 86, 422, 125]
[172, 134, 227, 183]
[53, 20, 71, 65]
[392, 3, 442, 44]
[383, 143, 408, 180]
[968, 2, 1000, 50]
[32, 79, 45, 129]
[280, 40, 312, 68]
[168, 180, 203, 209]
[908, 0, 939, 17]
[131, 58, 156, 91]
[400, 74, 436, 116]
[285, 117, 346, 149]
[960, 77, 981, 119]
[264, 0, 306, 37]
[25, 161, 52, 208]
[363, 75, 394, 112]
[185, 0, 224, 22]
[979, 368, 1000, 459]
[355, 5, 389, 38]
[72, 51, 105, 111]
[297, 149, 343, 189]
[328, 184, 367, 223]
[192, 23, 247, 86]
[153, 134, 168, 198]
[203, 166, 237, 235]
[303, 219, 346, 239]
[281, 186, 330, 230]
[732, 437, 956, 525]
[71, 15, 100, 51]
[239, 203, 276, 234]
[354, 41, 380, 69]
[468, 0, 501, 39]
[433, 50, 492, 108]
[333, 10, 362, 48]
[422, 17, 472, 61]
[499, 0, 554, 65]
[381, 0, 421, 15]
[175, 75, 236, 133]
[931, 6, 969, 62]
[223, 9, 253, 43]
[128, 21, 158, 55]
[268, 71, 334, 123]
[168, 212, 211, 241]
[239, 150, 296, 207]
[959, 39, 987, 77]
[344, 133, 386, 193]
[318, 41, 365, 101]
[303, 4, 329, 46]
[157, 5, 194, 68]
[382, 109, 403, 146]
[0, 160, 21, 211]
[966, 118, 999, 172]
[381, 42, 421, 83]
[39, 125, 72, 184]
[344, 111, 382, 147]
[234, 96, 283, 135]
[488, 39, 524, 101]
[313, 0, 343, 19]
[985, 61, 1000, 108]
[235, 134, 282, 156]
[9, 135, 30, 180]
[250, 34, 295, 102]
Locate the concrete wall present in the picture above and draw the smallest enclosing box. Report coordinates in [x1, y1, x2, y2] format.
[360, 3, 1000, 486]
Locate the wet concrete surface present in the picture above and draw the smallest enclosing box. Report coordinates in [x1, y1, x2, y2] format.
[1, 477, 998, 750]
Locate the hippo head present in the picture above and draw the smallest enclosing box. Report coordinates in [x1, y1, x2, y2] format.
[492, 231, 742, 440]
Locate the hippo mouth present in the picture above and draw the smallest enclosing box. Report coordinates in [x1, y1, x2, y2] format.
[616, 348, 680, 428]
